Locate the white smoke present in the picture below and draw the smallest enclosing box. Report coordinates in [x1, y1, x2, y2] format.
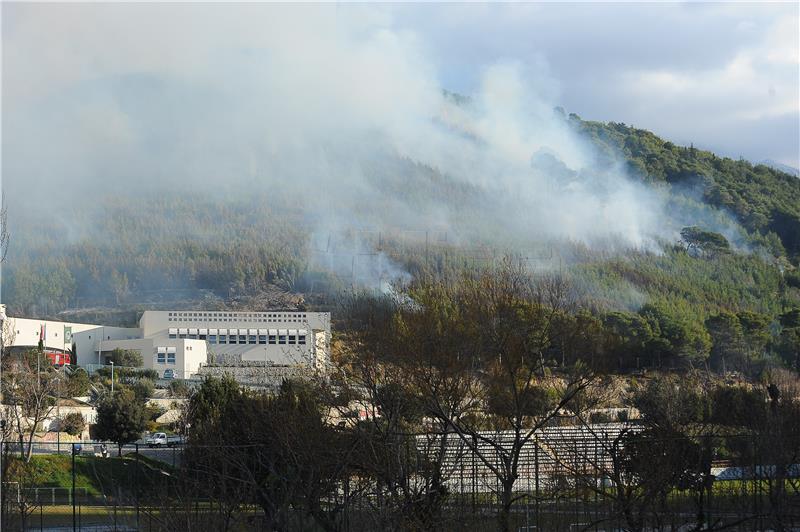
[4, 3, 695, 282]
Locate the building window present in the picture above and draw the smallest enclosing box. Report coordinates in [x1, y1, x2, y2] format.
[199, 334, 207, 340]
[228, 334, 237, 344]
[268, 335, 276, 344]
[248, 335, 256, 344]
[209, 335, 217, 344]
[169, 333, 177, 339]
[288, 335, 296, 345]
[298, 335, 306, 345]
[278, 335, 287, 345]
[157, 353, 166, 364]
[258, 335, 267, 344]
[239, 335, 247, 345]
[167, 353, 175, 364]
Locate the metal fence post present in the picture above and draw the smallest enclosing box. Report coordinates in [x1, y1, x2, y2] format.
[535, 443, 540, 531]
[72, 442, 76, 532]
[136, 443, 140, 530]
[753, 437, 758, 532]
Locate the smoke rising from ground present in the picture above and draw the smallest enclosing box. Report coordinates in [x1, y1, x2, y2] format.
[3, 3, 734, 288]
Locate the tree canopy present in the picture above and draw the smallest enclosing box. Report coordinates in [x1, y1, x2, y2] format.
[94, 389, 148, 455]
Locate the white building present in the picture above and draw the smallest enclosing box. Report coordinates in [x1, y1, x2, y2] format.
[2, 307, 331, 380]
[141, 310, 330, 369]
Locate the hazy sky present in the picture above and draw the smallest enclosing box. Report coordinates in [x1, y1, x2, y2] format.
[393, 2, 799, 167]
[2, 1, 798, 205]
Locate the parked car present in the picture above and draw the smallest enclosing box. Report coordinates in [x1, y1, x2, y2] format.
[163, 369, 175, 379]
[145, 432, 182, 448]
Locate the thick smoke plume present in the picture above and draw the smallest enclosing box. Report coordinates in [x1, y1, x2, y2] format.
[3, 4, 734, 291]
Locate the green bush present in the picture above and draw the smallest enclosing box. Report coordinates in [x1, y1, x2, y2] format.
[59, 412, 86, 436]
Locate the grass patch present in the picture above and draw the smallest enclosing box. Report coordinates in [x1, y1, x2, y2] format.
[5, 454, 174, 497]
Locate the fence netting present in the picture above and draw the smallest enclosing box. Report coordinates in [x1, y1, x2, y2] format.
[2, 431, 799, 531]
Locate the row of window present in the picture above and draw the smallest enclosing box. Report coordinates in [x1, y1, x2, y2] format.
[168, 312, 307, 319]
[156, 352, 176, 364]
[168, 332, 307, 345]
[169, 317, 305, 323]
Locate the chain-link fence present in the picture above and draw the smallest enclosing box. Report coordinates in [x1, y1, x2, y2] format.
[1, 432, 799, 531]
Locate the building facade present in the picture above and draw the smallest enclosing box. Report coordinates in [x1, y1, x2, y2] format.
[141, 310, 331, 369]
[1, 307, 331, 380]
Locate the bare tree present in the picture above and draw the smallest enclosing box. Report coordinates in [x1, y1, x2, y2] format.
[0, 200, 9, 266]
[2, 353, 61, 462]
[357, 259, 601, 532]
[730, 370, 800, 531]
[332, 355, 457, 531]
[547, 373, 732, 531]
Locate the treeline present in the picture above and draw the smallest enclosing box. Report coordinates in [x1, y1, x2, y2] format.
[167, 264, 800, 530]
[573, 116, 800, 258]
[3, 264, 800, 530]
[3, 195, 310, 315]
[5, 208, 800, 368]
[346, 260, 800, 376]
[3, 116, 799, 340]
[170, 374, 800, 531]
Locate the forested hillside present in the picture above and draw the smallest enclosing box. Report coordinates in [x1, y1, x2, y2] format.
[574, 117, 800, 258]
[4, 115, 799, 374]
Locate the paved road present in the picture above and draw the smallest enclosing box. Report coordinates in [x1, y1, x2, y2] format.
[8, 441, 183, 466]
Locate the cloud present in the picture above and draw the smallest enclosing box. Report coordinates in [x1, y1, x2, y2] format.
[391, 2, 799, 167]
[620, 12, 798, 122]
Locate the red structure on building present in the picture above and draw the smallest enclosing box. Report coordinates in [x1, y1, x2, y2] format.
[45, 351, 70, 366]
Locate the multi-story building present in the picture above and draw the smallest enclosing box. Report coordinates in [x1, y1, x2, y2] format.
[1, 306, 330, 380]
[139, 310, 331, 370]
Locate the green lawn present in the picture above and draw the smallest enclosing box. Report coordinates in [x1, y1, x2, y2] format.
[4, 453, 174, 497]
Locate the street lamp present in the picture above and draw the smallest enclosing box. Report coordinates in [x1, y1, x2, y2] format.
[109, 361, 114, 394]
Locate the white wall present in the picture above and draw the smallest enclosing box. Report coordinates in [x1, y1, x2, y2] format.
[4, 316, 99, 353]
[4, 310, 325, 376]
[92, 337, 208, 379]
[73, 326, 143, 367]
[142, 310, 330, 366]
[151, 339, 207, 379]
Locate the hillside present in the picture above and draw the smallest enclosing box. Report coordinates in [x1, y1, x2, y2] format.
[3, 115, 799, 373]
[574, 117, 800, 258]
